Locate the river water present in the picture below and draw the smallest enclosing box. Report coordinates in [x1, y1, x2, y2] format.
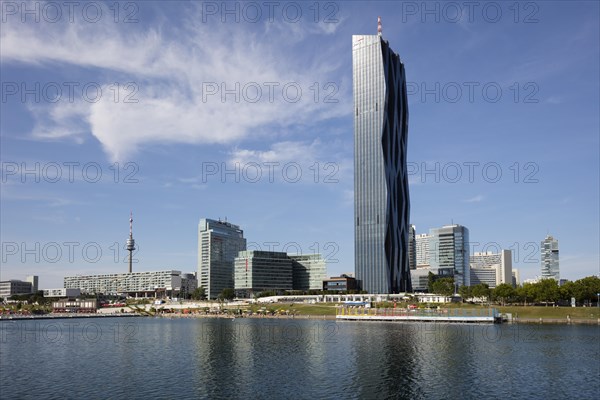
[1, 317, 598, 399]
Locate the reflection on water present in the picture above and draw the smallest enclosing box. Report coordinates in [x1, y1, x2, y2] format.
[1, 318, 598, 399]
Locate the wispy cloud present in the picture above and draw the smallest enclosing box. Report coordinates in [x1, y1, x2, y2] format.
[1, 4, 350, 161]
[464, 194, 484, 203]
[229, 140, 323, 165]
[0, 189, 77, 208]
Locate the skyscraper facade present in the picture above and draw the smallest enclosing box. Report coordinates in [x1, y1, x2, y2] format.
[25, 275, 38, 293]
[470, 250, 513, 288]
[353, 26, 411, 294]
[429, 224, 470, 287]
[415, 233, 431, 267]
[290, 254, 327, 291]
[408, 225, 417, 270]
[234, 251, 292, 298]
[197, 218, 246, 299]
[541, 235, 559, 281]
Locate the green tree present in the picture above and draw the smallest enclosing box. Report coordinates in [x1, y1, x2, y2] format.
[572, 276, 600, 304]
[427, 272, 435, 293]
[559, 281, 576, 302]
[493, 284, 515, 306]
[218, 288, 235, 301]
[458, 285, 471, 301]
[432, 278, 455, 296]
[471, 283, 491, 303]
[536, 279, 560, 304]
[516, 283, 536, 305]
[191, 287, 207, 301]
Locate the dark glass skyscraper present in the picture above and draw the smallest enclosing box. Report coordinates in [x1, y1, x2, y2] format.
[353, 29, 411, 293]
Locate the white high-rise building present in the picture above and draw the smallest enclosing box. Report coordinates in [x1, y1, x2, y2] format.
[470, 250, 513, 288]
[415, 233, 431, 267]
[541, 235, 559, 281]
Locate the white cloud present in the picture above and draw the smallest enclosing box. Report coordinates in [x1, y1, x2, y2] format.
[464, 194, 484, 203]
[229, 140, 323, 165]
[1, 3, 350, 161]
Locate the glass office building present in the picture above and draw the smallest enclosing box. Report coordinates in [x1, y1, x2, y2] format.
[353, 31, 411, 293]
[234, 251, 293, 298]
[290, 254, 327, 291]
[198, 218, 246, 299]
[429, 224, 470, 288]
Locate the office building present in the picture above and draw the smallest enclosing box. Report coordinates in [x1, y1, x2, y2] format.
[234, 251, 292, 298]
[470, 250, 513, 288]
[408, 225, 417, 270]
[470, 268, 497, 288]
[180, 273, 198, 298]
[0, 279, 33, 298]
[410, 268, 431, 292]
[323, 275, 358, 292]
[198, 218, 246, 299]
[416, 233, 431, 267]
[353, 19, 411, 294]
[26, 275, 39, 293]
[429, 224, 470, 287]
[64, 270, 197, 298]
[512, 269, 520, 287]
[290, 254, 327, 291]
[43, 288, 81, 298]
[541, 235, 559, 281]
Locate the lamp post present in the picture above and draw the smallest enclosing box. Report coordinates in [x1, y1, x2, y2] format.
[597, 293, 599, 308]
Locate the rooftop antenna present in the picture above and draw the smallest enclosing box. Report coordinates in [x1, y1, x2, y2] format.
[377, 16, 382, 36]
[126, 211, 136, 274]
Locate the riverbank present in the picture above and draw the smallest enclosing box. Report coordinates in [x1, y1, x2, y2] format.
[3, 304, 598, 324]
[0, 313, 143, 321]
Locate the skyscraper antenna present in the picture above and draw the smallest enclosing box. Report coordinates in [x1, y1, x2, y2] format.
[377, 16, 382, 36]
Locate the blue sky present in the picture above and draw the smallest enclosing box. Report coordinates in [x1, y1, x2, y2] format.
[1, 1, 598, 289]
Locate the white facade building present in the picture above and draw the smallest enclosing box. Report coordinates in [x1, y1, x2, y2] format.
[64, 270, 197, 298]
[43, 288, 81, 298]
[415, 233, 431, 267]
[470, 250, 513, 288]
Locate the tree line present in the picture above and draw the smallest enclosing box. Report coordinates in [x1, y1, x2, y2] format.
[427, 273, 600, 306]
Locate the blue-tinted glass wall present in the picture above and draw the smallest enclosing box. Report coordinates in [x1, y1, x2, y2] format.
[428, 224, 470, 288]
[353, 34, 411, 293]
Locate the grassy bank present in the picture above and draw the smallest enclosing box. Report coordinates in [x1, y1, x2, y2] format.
[497, 306, 599, 320]
[247, 303, 600, 320]
[244, 303, 338, 316]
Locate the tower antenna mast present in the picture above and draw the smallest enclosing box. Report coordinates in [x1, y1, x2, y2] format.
[377, 16, 382, 36]
[126, 211, 136, 273]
